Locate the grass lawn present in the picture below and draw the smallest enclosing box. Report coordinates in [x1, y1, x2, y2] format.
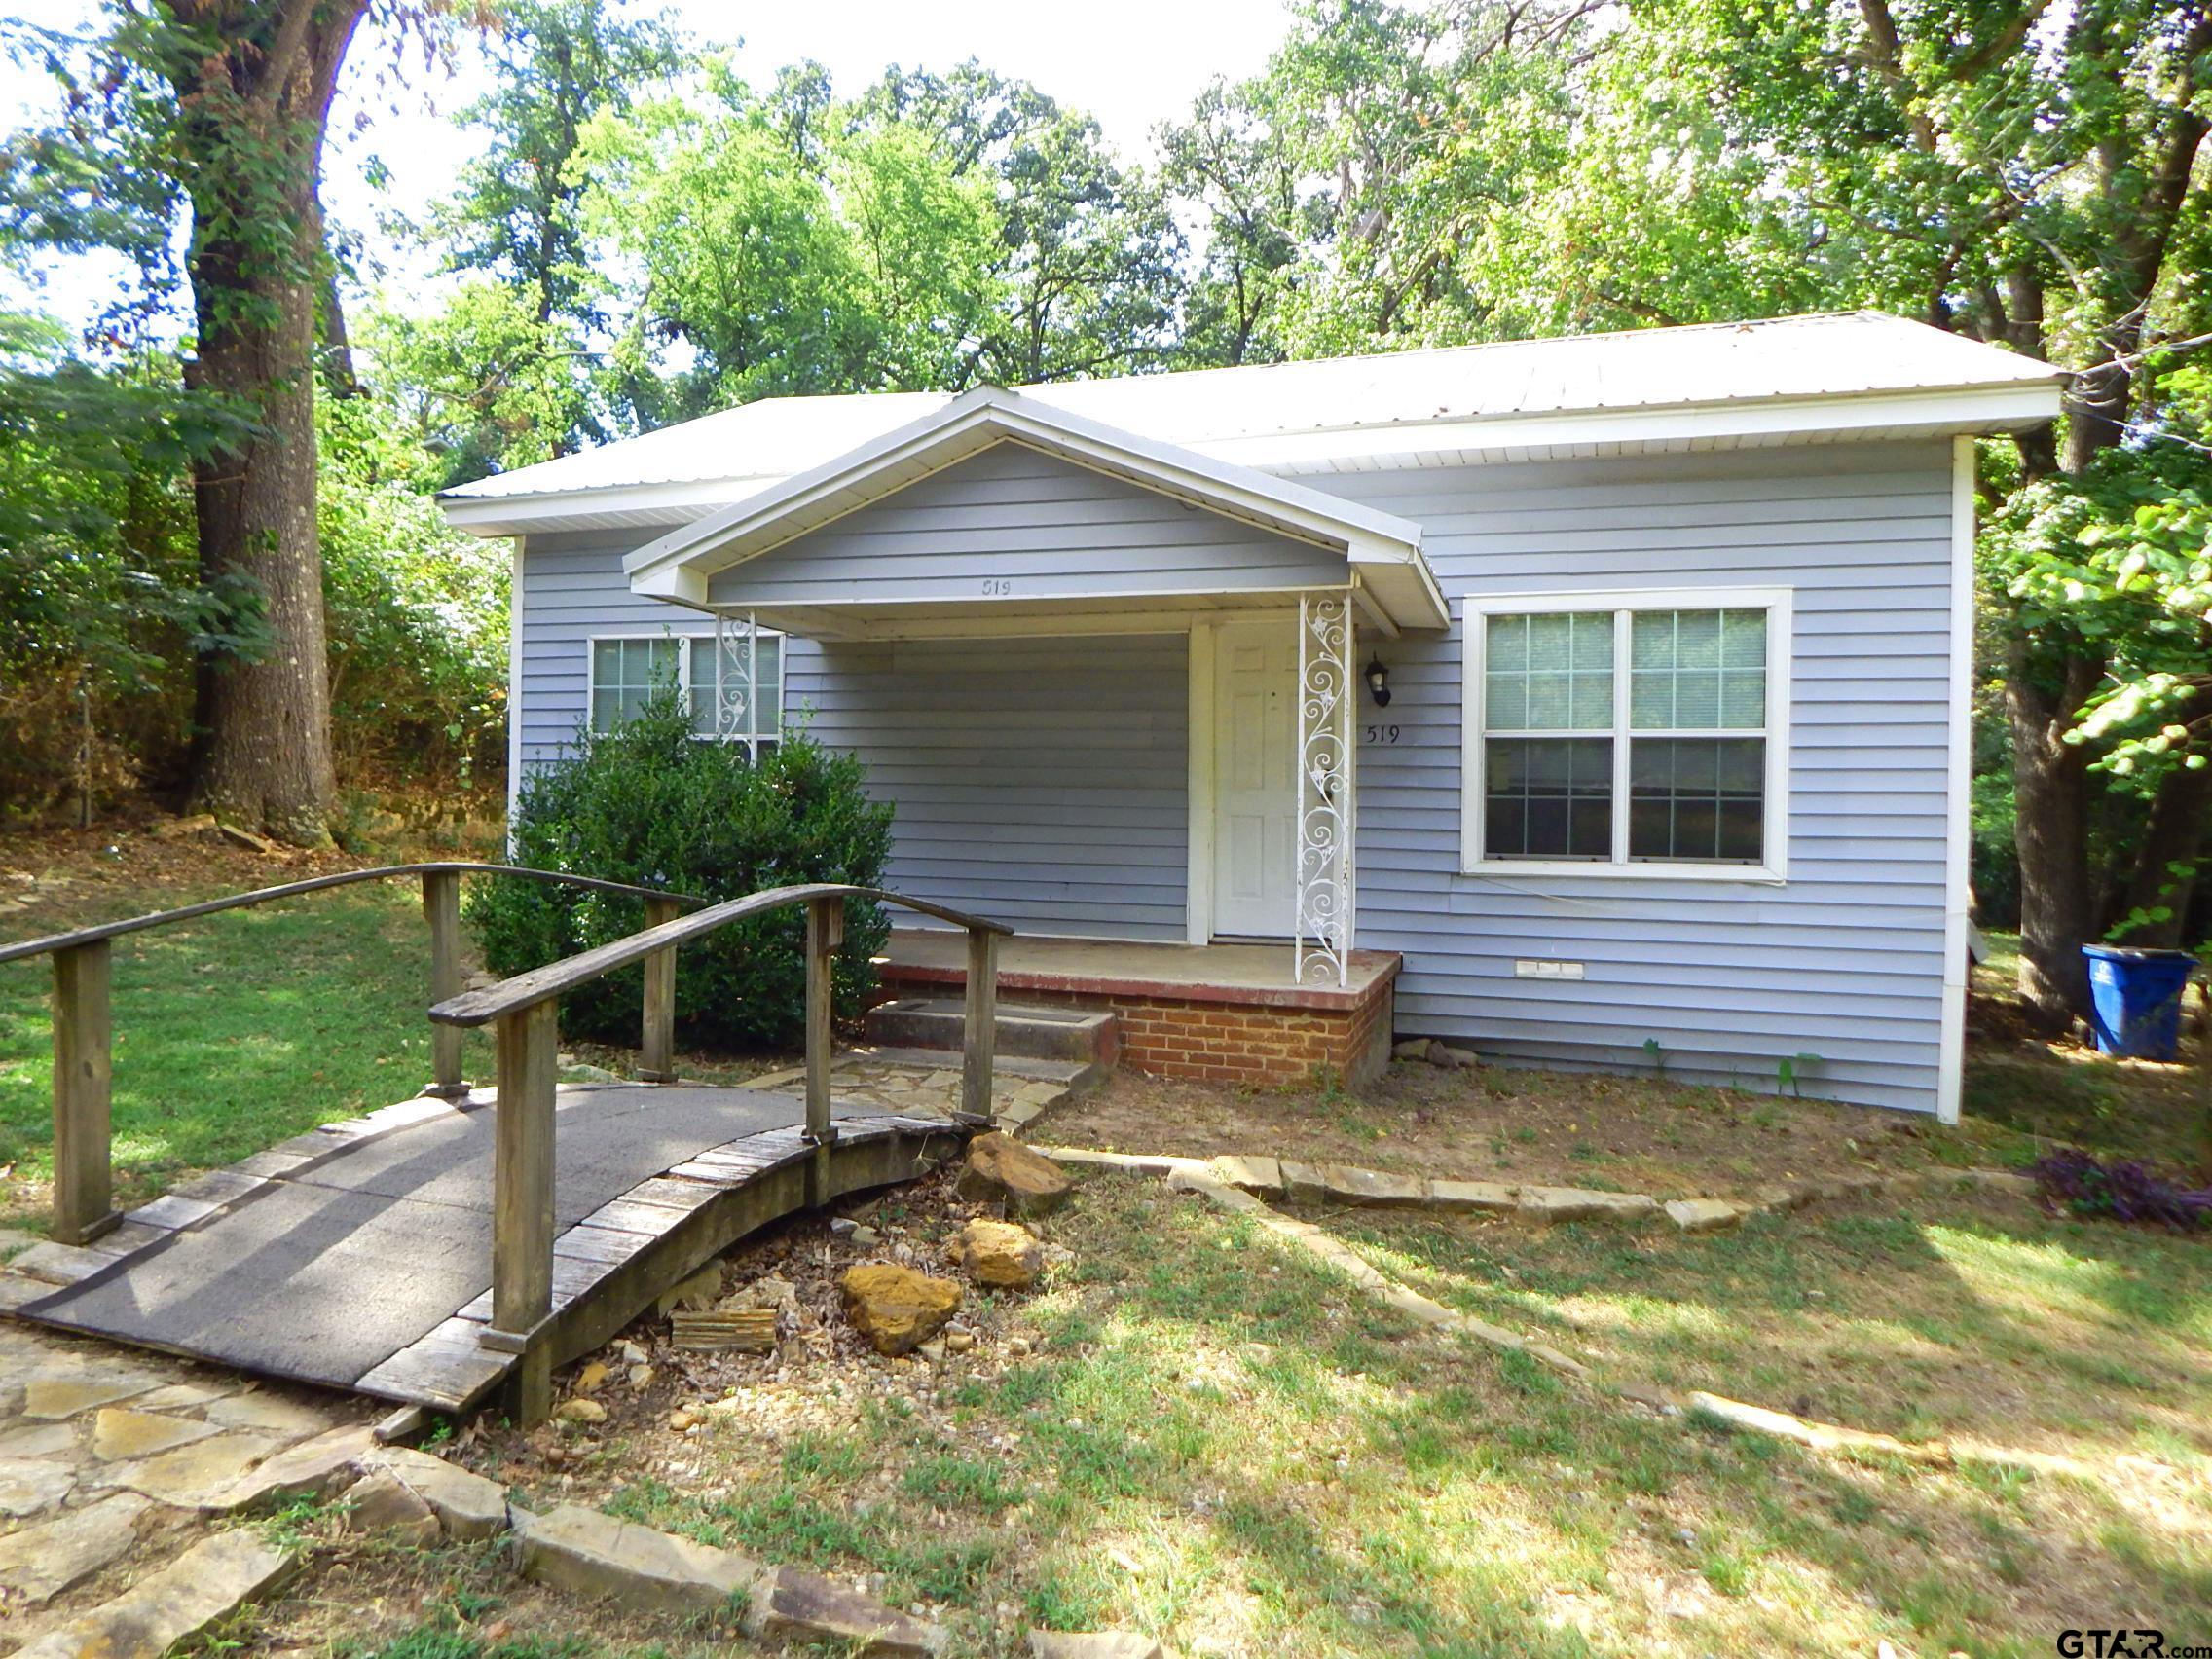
[5, 830, 2206, 1656]
[408, 1163, 2212, 1659]
[1961, 928, 2209, 1164]
[0, 876, 501, 1228]
[0, 828, 524, 1229]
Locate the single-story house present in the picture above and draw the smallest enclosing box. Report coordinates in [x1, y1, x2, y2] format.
[439, 312, 2064, 1120]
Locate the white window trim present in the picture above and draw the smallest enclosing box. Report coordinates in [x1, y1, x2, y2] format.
[582, 628, 786, 755]
[1459, 586, 1791, 883]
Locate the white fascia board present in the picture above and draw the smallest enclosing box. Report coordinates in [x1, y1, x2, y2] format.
[631, 563, 709, 606]
[620, 387, 1428, 587]
[1353, 557, 1448, 633]
[439, 475, 775, 536]
[1211, 383, 2065, 473]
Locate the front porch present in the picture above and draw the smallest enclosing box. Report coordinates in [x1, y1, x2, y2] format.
[873, 930, 1402, 1088]
[622, 383, 1452, 1008]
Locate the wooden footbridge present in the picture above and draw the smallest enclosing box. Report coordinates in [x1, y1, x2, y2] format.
[0, 865, 1011, 1422]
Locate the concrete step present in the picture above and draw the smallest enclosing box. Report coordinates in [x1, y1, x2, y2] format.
[863, 997, 1121, 1070]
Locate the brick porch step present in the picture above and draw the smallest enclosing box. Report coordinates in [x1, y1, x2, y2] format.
[863, 997, 1122, 1074]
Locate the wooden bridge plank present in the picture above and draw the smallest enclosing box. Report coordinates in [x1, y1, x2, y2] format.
[552, 1224, 657, 1267]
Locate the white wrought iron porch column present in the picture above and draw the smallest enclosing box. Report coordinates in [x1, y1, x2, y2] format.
[1295, 591, 1354, 987]
[712, 608, 758, 739]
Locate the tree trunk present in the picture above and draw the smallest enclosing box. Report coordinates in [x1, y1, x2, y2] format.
[170, 2, 367, 845]
[320, 250, 361, 398]
[185, 247, 336, 843]
[2006, 642, 2101, 1027]
[2118, 757, 2212, 948]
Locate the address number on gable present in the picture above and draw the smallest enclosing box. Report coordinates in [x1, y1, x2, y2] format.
[981, 578, 1014, 597]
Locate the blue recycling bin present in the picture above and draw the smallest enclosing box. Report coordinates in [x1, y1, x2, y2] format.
[2082, 944, 2199, 1060]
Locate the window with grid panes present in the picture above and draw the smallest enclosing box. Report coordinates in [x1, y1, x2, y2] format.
[1471, 596, 1781, 871]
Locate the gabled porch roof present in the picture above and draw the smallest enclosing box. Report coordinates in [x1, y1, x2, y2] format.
[622, 385, 1449, 636]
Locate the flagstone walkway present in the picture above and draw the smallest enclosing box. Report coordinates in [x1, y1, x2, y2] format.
[0, 1316, 366, 1648]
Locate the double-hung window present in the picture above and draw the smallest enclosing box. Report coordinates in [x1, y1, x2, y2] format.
[587, 632, 784, 760]
[1462, 589, 1788, 879]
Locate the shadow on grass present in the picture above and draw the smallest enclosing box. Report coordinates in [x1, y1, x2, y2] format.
[586, 1171, 2211, 1657]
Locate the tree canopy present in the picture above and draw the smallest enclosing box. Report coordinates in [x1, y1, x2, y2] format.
[0, 0, 2202, 980]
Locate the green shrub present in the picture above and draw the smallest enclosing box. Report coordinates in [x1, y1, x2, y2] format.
[467, 686, 895, 1051]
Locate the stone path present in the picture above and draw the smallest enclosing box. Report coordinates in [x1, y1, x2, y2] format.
[0, 1316, 365, 1654]
[742, 1048, 1087, 1138]
[0, 1045, 1084, 1658]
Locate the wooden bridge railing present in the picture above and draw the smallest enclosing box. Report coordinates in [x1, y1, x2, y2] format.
[0, 863, 703, 1247]
[428, 884, 1013, 1415]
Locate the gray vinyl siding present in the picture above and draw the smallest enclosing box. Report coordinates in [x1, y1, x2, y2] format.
[515, 533, 1188, 940]
[513, 532, 722, 769]
[703, 439, 1346, 608]
[796, 636, 1189, 939]
[512, 436, 1962, 1113]
[1309, 441, 1957, 1114]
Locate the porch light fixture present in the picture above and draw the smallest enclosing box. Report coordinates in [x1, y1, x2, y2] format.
[1365, 655, 1392, 707]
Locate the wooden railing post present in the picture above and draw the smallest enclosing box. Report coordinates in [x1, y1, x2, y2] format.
[487, 997, 557, 1425]
[961, 926, 999, 1124]
[52, 940, 119, 1245]
[422, 869, 466, 1098]
[803, 895, 842, 1205]
[640, 894, 682, 1083]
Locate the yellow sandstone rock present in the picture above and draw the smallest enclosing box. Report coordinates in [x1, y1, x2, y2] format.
[951, 1219, 1045, 1290]
[838, 1265, 962, 1356]
[955, 1132, 1072, 1218]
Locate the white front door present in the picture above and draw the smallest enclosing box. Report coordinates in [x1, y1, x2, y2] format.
[1211, 618, 1299, 938]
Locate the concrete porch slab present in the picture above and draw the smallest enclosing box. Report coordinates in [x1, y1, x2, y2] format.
[878, 931, 1399, 1013]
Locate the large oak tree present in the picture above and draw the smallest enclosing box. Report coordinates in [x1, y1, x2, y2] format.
[3, 1, 468, 842]
[165, 0, 369, 842]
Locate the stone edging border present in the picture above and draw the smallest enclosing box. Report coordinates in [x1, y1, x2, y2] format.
[10, 1419, 948, 1659]
[1030, 1146, 2038, 1234]
[1037, 1147, 2108, 1483]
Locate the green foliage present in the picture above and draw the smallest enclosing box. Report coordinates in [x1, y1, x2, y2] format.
[1157, 0, 1599, 360]
[360, 278, 601, 488]
[0, 299, 512, 814]
[554, 57, 1182, 422]
[368, 0, 683, 473]
[1775, 1052, 1824, 1099]
[1985, 370, 2212, 777]
[0, 313, 255, 811]
[467, 686, 896, 1051]
[439, 0, 682, 336]
[317, 390, 510, 784]
[574, 67, 895, 412]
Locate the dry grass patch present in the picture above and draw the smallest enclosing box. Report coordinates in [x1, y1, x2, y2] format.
[214, 1513, 768, 1659]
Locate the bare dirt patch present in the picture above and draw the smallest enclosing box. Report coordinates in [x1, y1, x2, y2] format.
[1040, 1059, 2020, 1198]
[231, 1529, 776, 1658]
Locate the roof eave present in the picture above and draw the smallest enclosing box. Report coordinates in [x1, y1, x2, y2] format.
[1221, 381, 2066, 473]
[443, 378, 2066, 539]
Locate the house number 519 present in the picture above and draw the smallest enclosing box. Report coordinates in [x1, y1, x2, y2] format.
[1364, 723, 1402, 744]
[981, 578, 1014, 596]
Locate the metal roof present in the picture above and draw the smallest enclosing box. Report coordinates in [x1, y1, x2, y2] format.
[441, 312, 2064, 526]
